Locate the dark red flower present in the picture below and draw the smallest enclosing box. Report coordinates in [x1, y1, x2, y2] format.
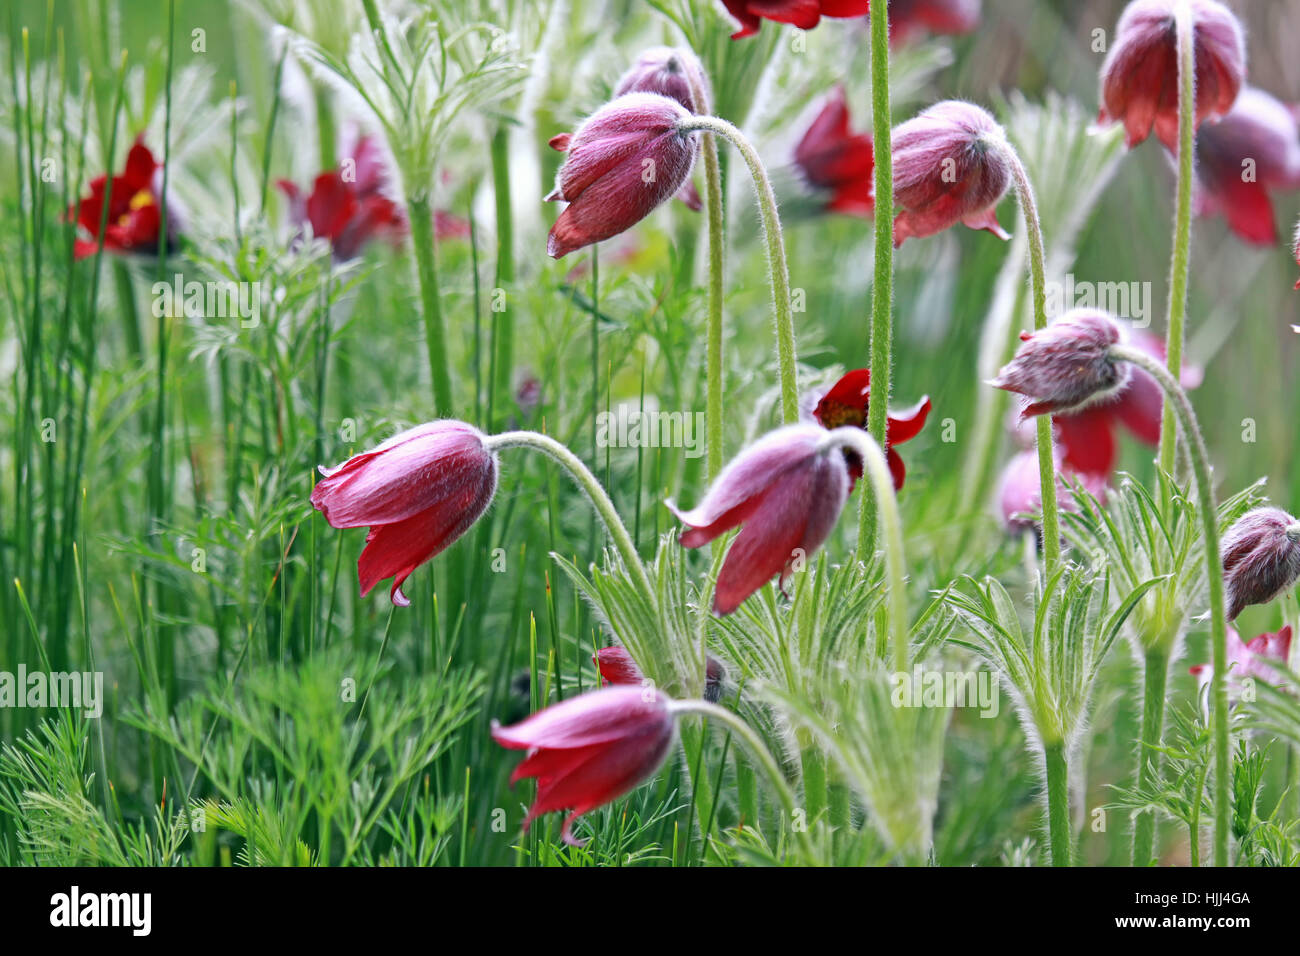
[670, 424, 852, 615]
[594, 646, 726, 702]
[1098, 0, 1245, 151]
[546, 93, 697, 258]
[1193, 87, 1300, 245]
[721, 0, 870, 40]
[991, 309, 1130, 418]
[492, 686, 676, 845]
[807, 368, 930, 490]
[69, 135, 171, 260]
[310, 420, 498, 606]
[1221, 507, 1300, 621]
[793, 87, 875, 217]
[891, 100, 1012, 246]
[889, 0, 981, 45]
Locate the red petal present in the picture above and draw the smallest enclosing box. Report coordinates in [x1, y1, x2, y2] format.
[885, 395, 931, 447]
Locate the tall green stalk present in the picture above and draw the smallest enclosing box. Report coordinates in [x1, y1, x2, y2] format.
[407, 195, 453, 415]
[490, 127, 514, 425]
[1132, 646, 1169, 864]
[690, 79, 726, 481]
[1044, 741, 1072, 866]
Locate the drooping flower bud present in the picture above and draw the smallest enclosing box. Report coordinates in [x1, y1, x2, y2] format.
[1220, 507, 1300, 621]
[891, 100, 1012, 246]
[1098, 0, 1245, 151]
[546, 92, 698, 258]
[991, 309, 1131, 417]
[311, 420, 498, 606]
[614, 46, 710, 115]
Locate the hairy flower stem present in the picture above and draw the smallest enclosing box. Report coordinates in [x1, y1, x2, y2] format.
[670, 699, 818, 861]
[858, 0, 894, 559]
[1132, 647, 1169, 864]
[486, 430, 654, 607]
[1044, 741, 1072, 866]
[1158, 4, 1196, 476]
[678, 115, 798, 425]
[490, 127, 515, 426]
[1111, 343, 1230, 866]
[407, 195, 452, 415]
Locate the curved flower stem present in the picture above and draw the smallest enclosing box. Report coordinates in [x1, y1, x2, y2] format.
[825, 428, 908, 673]
[1111, 342, 1229, 866]
[858, 0, 894, 560]
[407, 194, 453, 416]
[486, 430, 654, 606]
[670, 699, 818, 861]
[999, 144, 1061, 578]
[1158, 4, 1196, 477]
[1132, 646, 1168, 865]
[1044, 741, 1072, 866]
[678, 115, 798, 425]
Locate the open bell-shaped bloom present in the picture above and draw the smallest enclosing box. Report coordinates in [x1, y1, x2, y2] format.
[669, 425, 851, 615]
[69, 135, 177, 260]
[805, 368, 930, 489]
[793, 87, 875, 217]
[991, 309, 1131, 418]
[1190, 625, 1293, 701]
[546, 93, 698, 258]
[889, 0, 981, 45]
[1098, 0, 1245, 151]
[310, 421, 498, 607]
[492, 686, 676, 845]
[721, 0, 870, 40]
[1220, 507, 1300, 621]
[891, 100, 1011, 245]
[594, 646, 725, 702]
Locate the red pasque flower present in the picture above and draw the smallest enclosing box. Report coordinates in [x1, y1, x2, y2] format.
[1193, 87, 1300, 245]
[889, 0, 981, 45]
[1050, 328, 1202, 479]
[669, 424, 851, 615]
[793, 86, 875, 217]
[1190, 625, 1293, 697]
[310, 420, 498, 607]
[546, 92, 698, 258]
[69, 135, 172, 260]
[1098, 0, 1245, 151]
[891, 100, 1012, 246]
[721, 0, 870, 40]
[805, 368, 930, 489]
[991, 309, 1130, 418]
[594, 645, 726, 702]
[1221, 507, 1300, 621]
[492, 685, 676, 845]
[278, 135, 410, 260]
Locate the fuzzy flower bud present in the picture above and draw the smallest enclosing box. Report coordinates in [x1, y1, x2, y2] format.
[991, 309, 1131, 417]
[1220, 506, 1300, 621]
[614, 46, 710, 115]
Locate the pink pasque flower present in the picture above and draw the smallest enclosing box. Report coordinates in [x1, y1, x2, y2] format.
[997, 449, 1108, 534]
[310, 421, 498, 606]
[1190, 625, 1293, 698]
[991, 309, 1131, 418]
[1221, 507, 1300, 621]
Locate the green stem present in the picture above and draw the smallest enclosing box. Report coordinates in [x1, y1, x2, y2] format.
[1044, 740, 1072, 866]
[1132, 647, 1169, 865]
[691, 80, 726, 481]
[799, 732, 828, 826]
[407, 195, 452, 415]
[490, 126, 515, 425]
[859, 0, 893, 559]
[1158, 4, 1196, 476]
[1111, 342, 1229, 866]
[678, 115, 797, 424]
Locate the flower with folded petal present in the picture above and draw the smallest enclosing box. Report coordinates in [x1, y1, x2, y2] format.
[1190, 625, 1293, 700]
[889, 0, 981, 45]
[991, 309, 1130, 418]
[1221, 507, 1300, 621]
[1098, 0, 1245, 151]
[69, 135, 176, 260]
[669, 424, 851, 615]
[793, 87, 875, 217]
[492, 686, 676, 845]
[310, 420, 498, 606]
[546, 93, 698, 258]
[1193, 87, 1300, 245]
[805, 368, 930, 489]
[721, 0, 870, 40]
[891, 100, 1011, 245]
[595, 645, 726, 702]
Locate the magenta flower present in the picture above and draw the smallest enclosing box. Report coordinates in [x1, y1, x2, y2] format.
[594, 646, 725, 702]
[310, 421, 498, 606]
[1221, 507, 1300, 621]
[991, 309, 1130, 418]
[793, 87, 875, 217]
[1194, 87, 1300, 245]
[891, 100, 1012, 246]
[1098, 0, 1245, 151]
[1190, 625, 1293, 698]
[546, 93, 697, 258]
[997, 449, 1108, 534]
[492, 686, 676, 845]
[669, 425, 851, 615]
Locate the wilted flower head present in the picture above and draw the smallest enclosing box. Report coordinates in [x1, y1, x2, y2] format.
[1194, 87, 1300, 245]
[546, 92, 698, 258]
[805, 368, 931, 489]
[594, 645, 726, 703]
[1190, 625, 1293, 700]
[492, 686, 676, 845]
[669, 424, 851, 615]
[614, 46, 710, 114]
[1220, 507, 1300, 621]
[891, 100, 1012, 245]
[889, 0, 981, 45]
[793, 87, 875, 217]
[1098, 0, 1245, 150]
[991, 309, 1131, 417]
[310, 420, 498, 606]
[721, 0, 870, 40]
[69, 135, 177, 260]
